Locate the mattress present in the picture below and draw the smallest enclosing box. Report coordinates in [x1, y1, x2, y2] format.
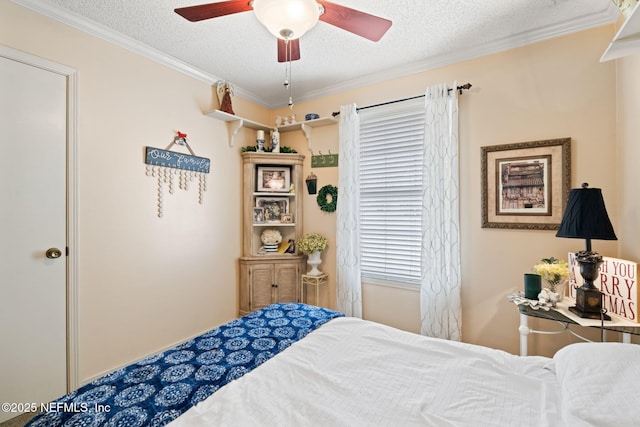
[173, 316, 640, 426]
[26, 304, 640, 426]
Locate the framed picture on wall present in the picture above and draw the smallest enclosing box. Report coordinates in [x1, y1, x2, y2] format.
[481, 138, 571, 230]
[257, 166, 291, 192]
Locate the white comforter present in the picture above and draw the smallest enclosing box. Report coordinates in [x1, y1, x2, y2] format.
[171, 316, 599, 427]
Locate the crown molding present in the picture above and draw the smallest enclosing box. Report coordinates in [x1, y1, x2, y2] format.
[288, 2, 620, 108]
[12, 0, 619, 110]
[10, 0, 271, 107]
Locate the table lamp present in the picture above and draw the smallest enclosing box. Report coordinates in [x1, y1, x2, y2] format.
[555, 183, 617, 319]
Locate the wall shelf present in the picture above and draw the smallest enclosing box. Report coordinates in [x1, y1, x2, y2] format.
[206, 110, 270, 148]
[282, 117, 338, 151]
[601, 3, 640, 61]
[206, 109, 337, 148]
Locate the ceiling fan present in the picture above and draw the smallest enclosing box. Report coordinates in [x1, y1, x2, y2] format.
[174, 0, 392, 62]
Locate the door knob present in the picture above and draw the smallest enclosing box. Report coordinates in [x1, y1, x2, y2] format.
[46, 248, 62, 259]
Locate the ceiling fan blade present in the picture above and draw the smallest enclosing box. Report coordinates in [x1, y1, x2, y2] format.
[277, 38, 301, 63]
[318, 0, 392, 42]
[174, 0, 252, 22]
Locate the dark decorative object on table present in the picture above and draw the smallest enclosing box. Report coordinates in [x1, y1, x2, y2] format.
[524, 273, 542, 299]
[305, 113, 319, 121]
[556, 183, 617, 319]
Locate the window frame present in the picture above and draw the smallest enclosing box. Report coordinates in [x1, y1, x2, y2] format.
[358, 98, 425, 289]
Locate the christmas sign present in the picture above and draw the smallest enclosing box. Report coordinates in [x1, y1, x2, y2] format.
[568, 253, 638, 322]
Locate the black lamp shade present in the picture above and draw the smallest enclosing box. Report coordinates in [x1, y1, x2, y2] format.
[556, 185, 617, 241]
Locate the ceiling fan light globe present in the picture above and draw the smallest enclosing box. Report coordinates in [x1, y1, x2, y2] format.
[253, 0, 320, 39]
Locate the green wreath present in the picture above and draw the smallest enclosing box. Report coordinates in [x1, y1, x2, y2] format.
[317, 185, 338, 213]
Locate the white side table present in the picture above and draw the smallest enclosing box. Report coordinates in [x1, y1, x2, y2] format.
[302, 274, 328, 307]
[516, 300, 640, 356]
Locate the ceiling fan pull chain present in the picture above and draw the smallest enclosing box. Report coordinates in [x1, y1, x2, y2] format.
[287, 39, 294, 108]
[283, 38, 290, 89]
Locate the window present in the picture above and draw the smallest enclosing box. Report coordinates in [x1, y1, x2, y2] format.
[359, 98, 424, 288]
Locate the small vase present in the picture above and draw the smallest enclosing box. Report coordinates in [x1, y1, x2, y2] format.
[545, 279, 568, 302]
[307, 250, 322, 276]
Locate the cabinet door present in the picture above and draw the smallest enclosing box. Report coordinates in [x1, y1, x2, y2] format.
[274, 263, 299, 303]
[250, 264, 275, 310]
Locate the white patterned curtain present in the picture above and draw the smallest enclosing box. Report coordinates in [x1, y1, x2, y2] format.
[420, 83, 462, 340]
[336, 103, 362, 318]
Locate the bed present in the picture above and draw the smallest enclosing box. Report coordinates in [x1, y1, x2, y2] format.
[27, 303, 639, 426]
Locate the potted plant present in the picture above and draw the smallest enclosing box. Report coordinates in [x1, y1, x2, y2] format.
[298, 232, 328, 276]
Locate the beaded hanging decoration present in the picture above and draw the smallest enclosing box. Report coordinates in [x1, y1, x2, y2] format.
[145, 132, 211, 217]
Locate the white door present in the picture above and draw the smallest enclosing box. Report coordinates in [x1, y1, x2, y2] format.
[0, 55, 67, 422]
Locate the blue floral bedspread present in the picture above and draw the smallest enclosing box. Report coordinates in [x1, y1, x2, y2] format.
[27, 303, 344, 427]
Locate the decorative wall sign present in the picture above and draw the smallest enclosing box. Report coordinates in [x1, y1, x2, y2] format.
[311, 152, 339, 168]
[145, 147, 211, 173]
[568, 253, 638, 323]
[145, 132, 211, 217]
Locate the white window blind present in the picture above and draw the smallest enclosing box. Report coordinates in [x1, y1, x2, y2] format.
[359, 98, 424, 286]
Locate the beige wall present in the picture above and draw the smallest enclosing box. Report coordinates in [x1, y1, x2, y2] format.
[2, 0, 637, 388]
[1, 1, 268, 383]
[275, 25, 634, 356]
[615, 52, 640, 345]
[617, 54, 640, 263]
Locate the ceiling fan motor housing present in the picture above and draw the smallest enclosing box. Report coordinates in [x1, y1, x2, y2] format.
[253, 0, 321, 39]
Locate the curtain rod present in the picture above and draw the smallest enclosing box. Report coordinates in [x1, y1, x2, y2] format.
[331, 82, 472, 117]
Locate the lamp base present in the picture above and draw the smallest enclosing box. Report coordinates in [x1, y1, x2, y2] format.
[569, 286, 610, 320]
[568, 306, 611, 320]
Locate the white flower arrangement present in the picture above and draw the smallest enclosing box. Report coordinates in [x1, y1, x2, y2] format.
[533, 257, 569, 292]
[260, 229, 282, 244]
[297, 232, 328, 254]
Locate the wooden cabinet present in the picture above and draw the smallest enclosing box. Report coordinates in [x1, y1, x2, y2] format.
[241, 152, 304, 256]
[239, 152, 306, 315]
[239, 258, 304, 315]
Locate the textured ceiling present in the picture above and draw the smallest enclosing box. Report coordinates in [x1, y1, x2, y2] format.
[14, 0, 619, 108]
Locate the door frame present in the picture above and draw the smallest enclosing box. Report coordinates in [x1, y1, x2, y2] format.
[0, 44, 79, 391]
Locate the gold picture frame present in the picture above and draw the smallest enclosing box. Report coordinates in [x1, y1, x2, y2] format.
[481, 138, 571, 230]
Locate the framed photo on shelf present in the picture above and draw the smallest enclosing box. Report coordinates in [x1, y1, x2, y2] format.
[253, 207, 265, 224]
[280, 213, 294, 224]
[481, 138, 570, 230]
[257, 166, 291, 192]
[256, 197, 289, 222]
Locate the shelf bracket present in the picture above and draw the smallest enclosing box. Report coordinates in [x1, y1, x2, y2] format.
[300, 123, 312, 151]
[227, 119, 244, 148]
